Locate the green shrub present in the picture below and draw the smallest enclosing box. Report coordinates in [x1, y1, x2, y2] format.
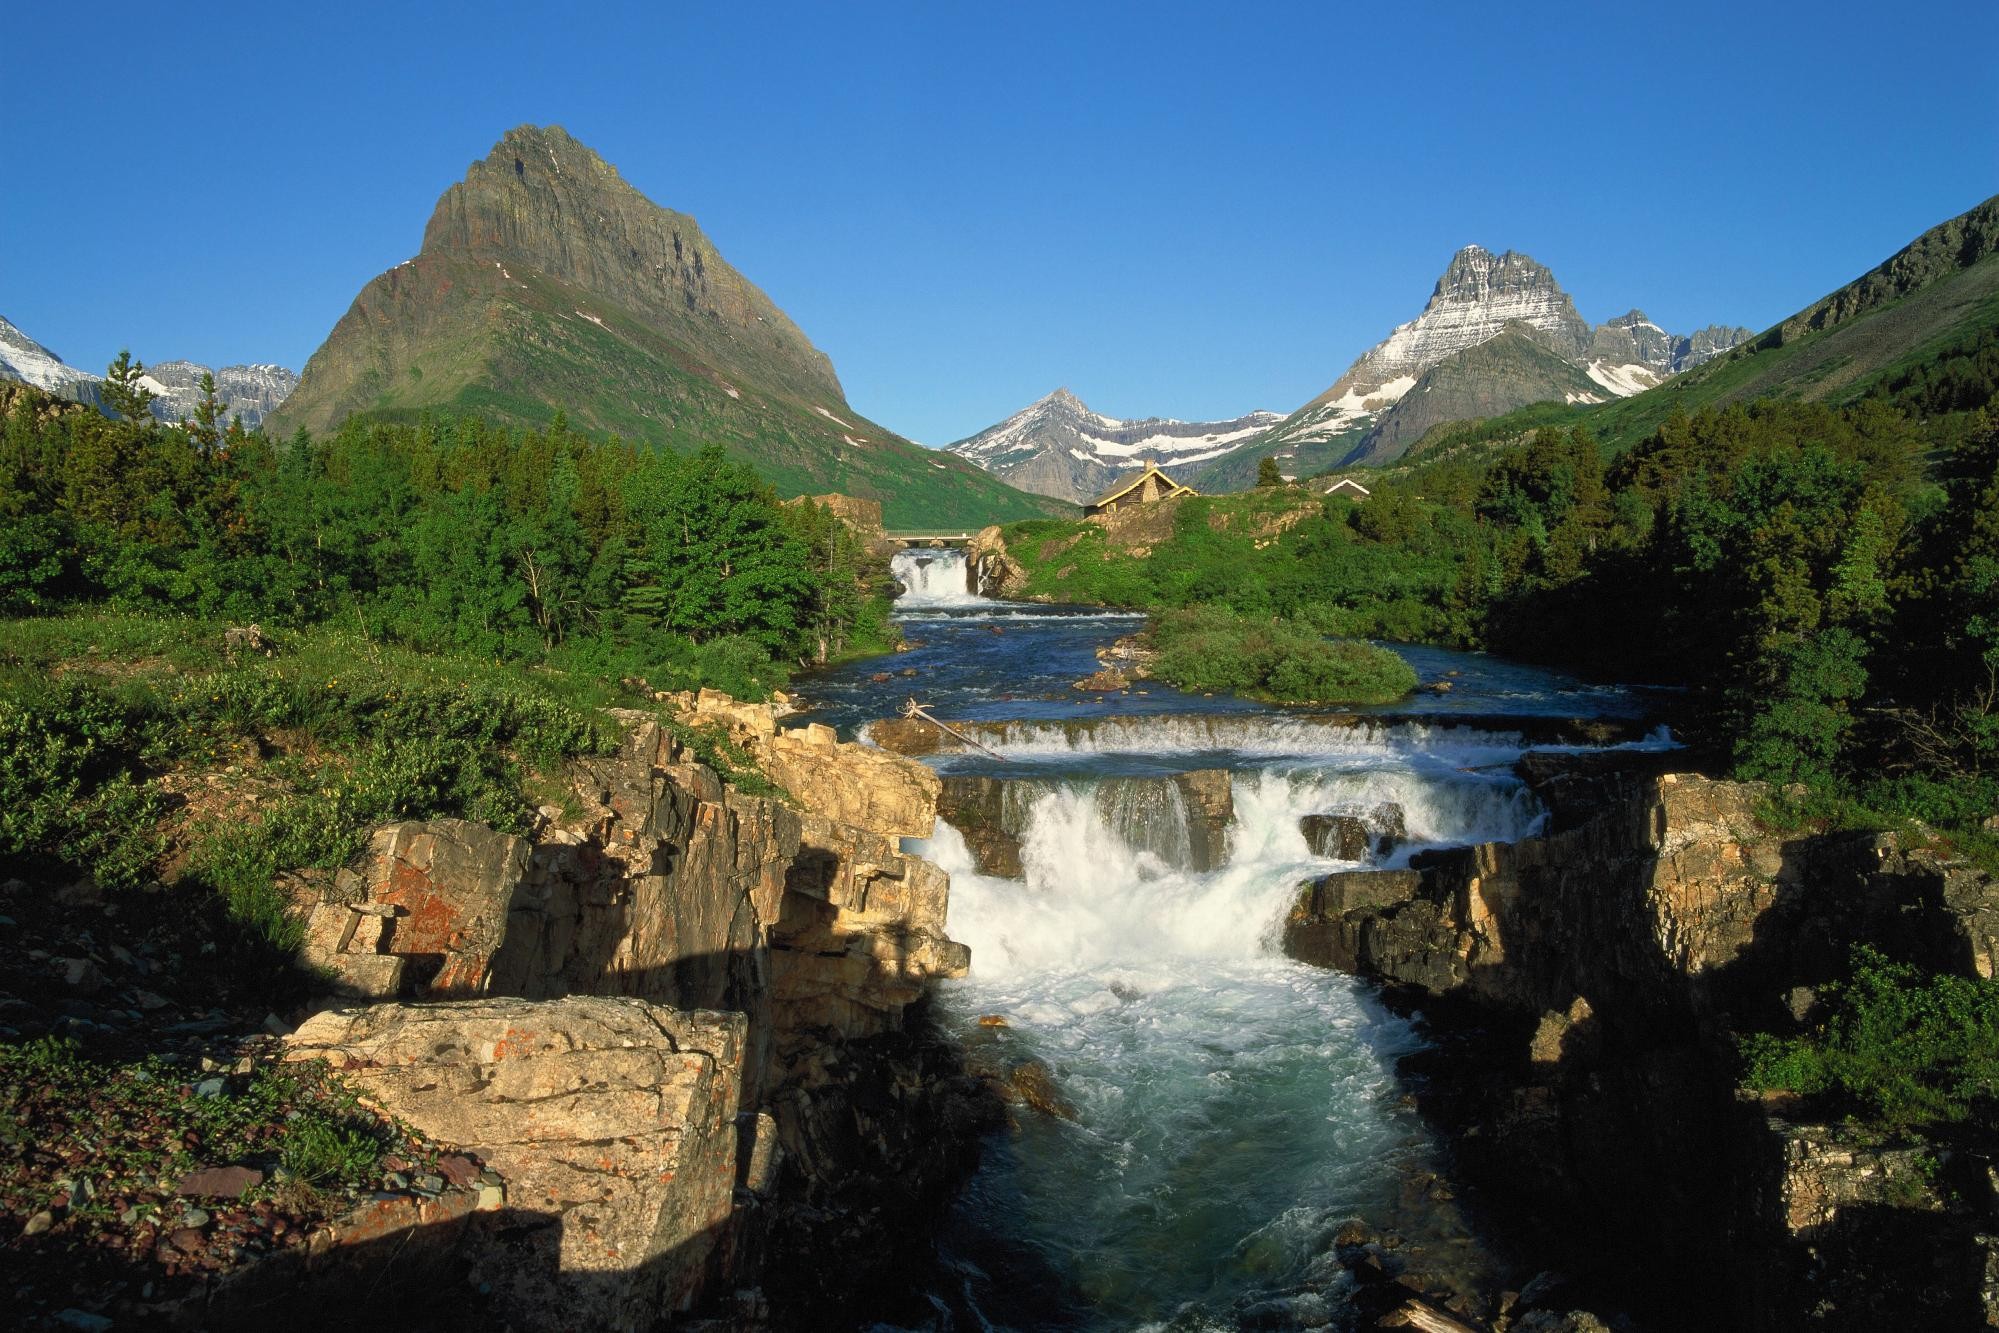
[0, 682, 164, 889]
[1740, 946, 1999, 1132]
[1146, 605, 1417, 705]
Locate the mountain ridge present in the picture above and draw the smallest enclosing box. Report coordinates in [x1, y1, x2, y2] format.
[1246, 245, 1750, 470]
[0, 314, 297, 430]
[267, 124, 1068, 528]
[944, 388, 1282, 503]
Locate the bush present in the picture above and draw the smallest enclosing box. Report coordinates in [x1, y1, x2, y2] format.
[1741, 946, 1999, 1132]
[0, 682, 164, 889]
[1147, 605, 1417, 705]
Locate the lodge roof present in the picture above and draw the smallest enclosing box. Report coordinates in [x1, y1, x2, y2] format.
[1086, 462, 1197, 509]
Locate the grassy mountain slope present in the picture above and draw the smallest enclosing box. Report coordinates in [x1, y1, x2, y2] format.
[268, 126, 1068, 528]
[1384, 192, 1999, 468]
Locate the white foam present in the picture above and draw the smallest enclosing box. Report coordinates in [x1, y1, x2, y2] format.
[890, 548, 1000, 610]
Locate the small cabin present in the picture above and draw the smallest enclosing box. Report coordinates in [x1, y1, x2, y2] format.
[1086, 462, 1196, 516]
[1321, 477, 1372, 500]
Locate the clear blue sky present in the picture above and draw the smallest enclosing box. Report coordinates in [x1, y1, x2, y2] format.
[3, 1, 1994, 444]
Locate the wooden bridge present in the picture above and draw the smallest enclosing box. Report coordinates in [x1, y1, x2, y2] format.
[882, 530, 978, 547]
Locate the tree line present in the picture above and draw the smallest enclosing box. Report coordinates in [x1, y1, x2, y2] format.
[0, 364, 897, 698]
[1002, 396, 1998, 839]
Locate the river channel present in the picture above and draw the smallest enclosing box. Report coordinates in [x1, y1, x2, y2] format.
[794, 548, 1668, 1331]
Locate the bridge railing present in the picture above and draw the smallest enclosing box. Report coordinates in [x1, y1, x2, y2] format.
[882, 530, 977, 544]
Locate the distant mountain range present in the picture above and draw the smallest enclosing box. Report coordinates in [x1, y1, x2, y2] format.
[944, 389, 1283, 503]
[0, 315, 297, 430]
[946, 246, 1751, 495]
[265, 124, 1067, 528]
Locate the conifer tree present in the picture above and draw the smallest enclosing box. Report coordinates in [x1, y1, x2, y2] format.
[100, 350, 155, 423]
[184, 370, 227, 452]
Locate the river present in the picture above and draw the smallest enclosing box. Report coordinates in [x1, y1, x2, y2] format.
[795, 548, 1668, 1331]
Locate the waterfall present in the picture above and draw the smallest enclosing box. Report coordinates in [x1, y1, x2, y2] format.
[925, 765, 1540, 979]
[873, 711, 1676, 766]
[891, 547, 995, 609]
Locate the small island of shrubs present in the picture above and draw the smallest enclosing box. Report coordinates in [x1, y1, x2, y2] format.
[1145, 605, 1418, 705]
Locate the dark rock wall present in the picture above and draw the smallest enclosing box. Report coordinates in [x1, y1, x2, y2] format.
[1284, 757, 1999, 1329]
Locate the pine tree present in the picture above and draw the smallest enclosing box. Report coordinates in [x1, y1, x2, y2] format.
[184, 370, 227, 452]
[100, 351, 155, 423]
[1256, 456, 1284, 488]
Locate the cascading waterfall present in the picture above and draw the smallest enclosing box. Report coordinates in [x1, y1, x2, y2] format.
[798, 589, 1664, 1326]
[891, 547, 997, 609]
[913, 753, 1548, 1326]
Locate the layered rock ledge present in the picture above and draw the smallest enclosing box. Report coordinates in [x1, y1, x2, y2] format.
[260, 693, 997, 1328]
[1283, 756, 1999, 1328]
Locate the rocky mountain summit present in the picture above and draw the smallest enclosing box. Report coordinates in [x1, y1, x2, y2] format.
[1250, 246, 1750, 470]
[135, 360, 298, 431]
[945, 387, 1283, 503]
[0, 315, 296, 429]
[266, 124, 1063, 527]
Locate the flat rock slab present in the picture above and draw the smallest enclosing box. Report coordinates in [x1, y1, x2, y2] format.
[176, 1165, 266, 1198]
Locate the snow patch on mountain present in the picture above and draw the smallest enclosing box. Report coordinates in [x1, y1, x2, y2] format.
[945, 388, 1282, 504]
[0, 316, 96, 395]
[1585, 360, 1665, 397]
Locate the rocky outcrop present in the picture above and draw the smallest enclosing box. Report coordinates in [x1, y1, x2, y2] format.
[1285, 770, 1999, 1021]
[1283, 756, 1999, 1327]
[276, 693, 992, 1327]
[967, 525, 1028, 599]
[286, 997, 744, 1328]
[1299, 802, 1404, 860]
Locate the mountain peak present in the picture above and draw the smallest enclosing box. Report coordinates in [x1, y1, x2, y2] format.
[412, 124, 842, 403]
[1429, 247, 1562, 307]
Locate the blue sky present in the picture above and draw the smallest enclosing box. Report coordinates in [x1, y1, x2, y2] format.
[3, 1, 1994, 444]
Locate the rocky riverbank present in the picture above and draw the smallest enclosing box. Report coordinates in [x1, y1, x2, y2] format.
[1283, 750, 1999, 1329]
[11, 692, 1004, 1330]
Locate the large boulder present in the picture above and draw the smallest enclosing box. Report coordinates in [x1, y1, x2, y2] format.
[286, 996, 746, 1328]
[766, 725, 940, 839]
[967, 525, 1028, 598]
[300, 820, 529, 999]
[1172, 770, 1234, 872]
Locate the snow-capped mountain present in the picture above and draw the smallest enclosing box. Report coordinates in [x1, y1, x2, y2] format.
[1257, 247, 1751, 467]
[140, 360, 299, 431]
[0, 315, 99, 399]
[1583, 310, 1748, 396]
[0, 315, 297, 429]
[945, 388, 1283, 504]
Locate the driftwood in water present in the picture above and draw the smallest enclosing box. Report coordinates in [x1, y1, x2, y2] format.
[901, 699, 1006, 760]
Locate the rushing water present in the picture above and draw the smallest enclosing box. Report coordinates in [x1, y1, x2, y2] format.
[807, 552, 1664, 1330]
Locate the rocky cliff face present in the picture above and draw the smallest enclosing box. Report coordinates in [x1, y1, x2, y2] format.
[945, 388, 1282, 504]
[1284, 758, 1999, 1327]
[274, 693, 999, 1328]
[1244, 247, 1750, 471]
[136, 360, 298, 431]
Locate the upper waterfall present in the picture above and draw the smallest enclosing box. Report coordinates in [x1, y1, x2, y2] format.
[891, 547, 996, 609]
